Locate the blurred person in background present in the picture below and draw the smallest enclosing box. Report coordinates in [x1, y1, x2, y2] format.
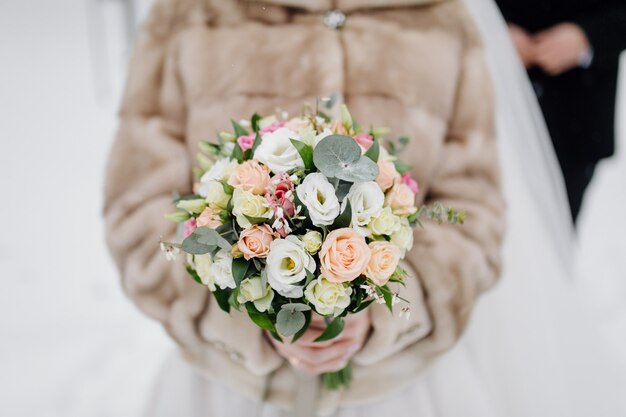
[495, 0, 626, 223]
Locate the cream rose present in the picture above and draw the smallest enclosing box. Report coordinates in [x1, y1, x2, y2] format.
[253, 127, 304, 173]
[197, 207, 223, 229]
[237, 224, 275, 260]
[232, 188, 271, 228]
[209, 249, 236, 289]
[266, 236, 316, 297]
[228, 159, 271, 195]
[363, 241, 401, 286]
[295, 173, 340, 226]
[368, 206, 402, 236]
[376, 157, 399, 192]
[385, 183, 417, 215]
[319, 228, 371, 283]
[193, 253, 215, 291]
[345, 181, 384, 236]
[237, 276, 275, 312]
[305, 277, 353, 317]
[390, 219, 414, 254]
[301, 230, 323, 255]
[203, 180, 231, 209]
[199, 158, 237, 196]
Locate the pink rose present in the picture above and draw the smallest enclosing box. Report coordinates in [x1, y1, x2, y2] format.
[385, 183, 417, 215]
[354, 133, 374, 151]
[183, 218, 197, 238]
[259, 121, 285, 135]
[237, 133, 256, 151]
[363, 241, 401, 286]
[228, 159, 271, 195]
[319, 228, 371, 283]
[401, 173, 419, 193]
[237, 224, 275, 260]
[376, 158, 400, 192]
[197, 207, 222, 229]
[266, 173, 296, 237]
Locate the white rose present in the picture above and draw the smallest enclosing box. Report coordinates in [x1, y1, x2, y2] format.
[304, 277, 353, 317]
[301, 230, 323, 255]
[232, 188, 271, 228]
[253, 127, 304, 173]
[204, 180, 230, 210]
[199, 158, 237, 196]
[237, 276, 275, 312]
[345, 181, 384, 236]
[193, 254, 215, 291]
[368, 206, 401, 236]
[209, 250, 236, 289]
[266, 236, 316, 297]
[390, 219, 414, 255]
[296, 173, 340, 226]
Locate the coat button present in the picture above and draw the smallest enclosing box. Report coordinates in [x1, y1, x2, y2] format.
[323, 10, 346, 30]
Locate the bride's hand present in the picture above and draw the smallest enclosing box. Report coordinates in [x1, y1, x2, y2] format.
[268, 312, 371, 375]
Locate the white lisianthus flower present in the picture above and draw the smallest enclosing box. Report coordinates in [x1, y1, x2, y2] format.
[193, 254, 216, 291]
[209, 250, 236, 289]
[199, 158, 237, 196]
[304, 276, 353, 317]
[232, 188, 271, 228]
[266, 236, 316, 297]
[344, 181, 384, 236]
[390, 219, 414, 255]
[253, 127, 304, 173]
[296, 173, 340, 226]
[203, 180, 231, 210]
[237, 276, 274, 312]
[368, 206, 402, 236]
[301, 230, 323, 254]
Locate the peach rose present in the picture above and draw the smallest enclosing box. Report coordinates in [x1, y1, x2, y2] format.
[363, 241, 401, 286]
[197, 207, 223, 229]
[376, 158, 399, 192]
[237, 224, 275, 260]
[385, 183, 417, 215]
[319, 228, 371, 283]
[285, 117, 310, 132]
[228, 159, 271, 195]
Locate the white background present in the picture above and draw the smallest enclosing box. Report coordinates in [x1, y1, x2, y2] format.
[0, 1, 624, 416]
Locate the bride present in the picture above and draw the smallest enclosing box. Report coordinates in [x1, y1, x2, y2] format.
[104, 0, 624, 416]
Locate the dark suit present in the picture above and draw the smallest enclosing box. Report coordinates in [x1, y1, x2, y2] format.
[495, 0, 626, 222]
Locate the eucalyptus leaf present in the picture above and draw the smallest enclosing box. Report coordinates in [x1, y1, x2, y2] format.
[276, 309, 306, 337]
[192, 227, 231, 251]
[282, 303, 311, 313]
[313, 135, 379, 182]
[290, 139, 314, 170]
[291, 309, 311, 343]
[314, 316, 345, 342]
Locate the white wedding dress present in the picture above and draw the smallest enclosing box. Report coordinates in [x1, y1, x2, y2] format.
[143, 1, 625, 416]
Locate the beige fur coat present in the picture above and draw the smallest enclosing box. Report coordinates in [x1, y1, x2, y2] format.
[104, 0, 505, 414]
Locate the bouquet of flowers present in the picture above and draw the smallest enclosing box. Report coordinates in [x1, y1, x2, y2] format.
[160, 102, 464, 389]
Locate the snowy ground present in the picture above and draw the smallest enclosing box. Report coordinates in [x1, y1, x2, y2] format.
[0, 1, 624, 416]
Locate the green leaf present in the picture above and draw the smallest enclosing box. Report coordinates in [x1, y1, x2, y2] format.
[232, 257, 251, 288]
[250, 133, 262, 154]
[379, 285, 394, 313]
[276, 308, 306, 337]
[185, 265, 203, 285]
[244, 214, 270, 225]
[313, 135, 378, 182]
[231, 119, 249, 138]
[393, 159, 413, 175]
[213, 287, 231, 313]
[245, 303, 276, 332]
[332, 199, 352, 229]
[251, 113, 262, 132]
[228, 288, 242, 311]
[364, 138, 380, 163]
[231, 142, 244, 163]
[291, 310, 311, 343]
[290, 139, 314, 170]
[322, 362, 352, 390]
[314, 316, 345, 342]
[304, 269, 316, 287]
[351, 298, 375, 314]
[182, 227, 231, 255]
[282, 303, 311, 312]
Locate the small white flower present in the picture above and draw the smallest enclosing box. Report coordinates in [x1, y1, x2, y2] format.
[253, 127, 304, 173]
[237, 276, 274, 312]
[160, 242, 180, 261]
[209, 250, 236, 290]
[199, 158, 237, 196]
[304, 277, 352, 317]
[301, 230, 323, 255]
[193, 253, 216, 291]
[344, 181, 384, 236]
[295, 173, 340, 226]
[266, 236, 316, 297]
[399, 306, 411, 320]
